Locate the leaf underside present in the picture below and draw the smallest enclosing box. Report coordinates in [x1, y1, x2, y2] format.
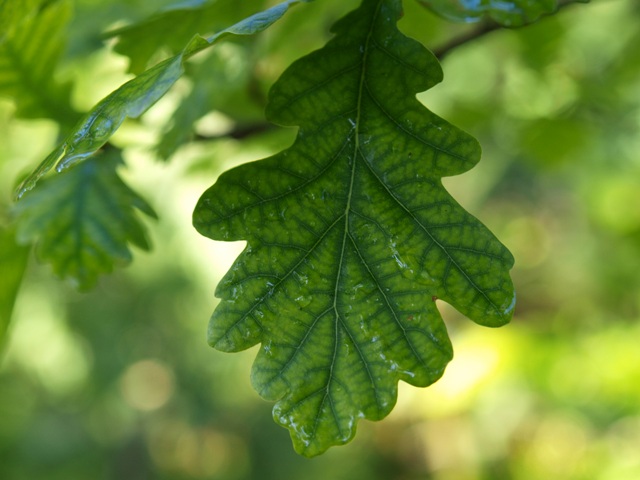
[194, 0, 514, 456]
[417, 0, 561, 26]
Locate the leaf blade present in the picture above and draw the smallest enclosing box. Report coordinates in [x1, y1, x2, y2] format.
[194, 0, 514, 456]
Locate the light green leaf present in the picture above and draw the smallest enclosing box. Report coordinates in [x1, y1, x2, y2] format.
[0, 0, 39, 41]
[0, 225, 30, 347]
[0, 0, 77, 123]
[15, 0, 311, 200]
[193, 0, 515, 456]
[107, 0, 264, 74]
[417, 0, 588, 26]
[13, 151, 155, 290]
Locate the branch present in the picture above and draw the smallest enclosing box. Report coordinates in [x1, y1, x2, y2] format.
[431, 0, 587, 60]
[194, 122, 276, 142]
[432, 21, 500, 60]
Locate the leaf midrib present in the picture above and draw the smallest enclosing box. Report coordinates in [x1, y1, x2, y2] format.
[314, 0, 385, 440]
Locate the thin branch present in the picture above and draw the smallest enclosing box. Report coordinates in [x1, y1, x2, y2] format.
[194, 122, 276, 142]
[432, 21, 501, 60]
[431, 0, 587, 60]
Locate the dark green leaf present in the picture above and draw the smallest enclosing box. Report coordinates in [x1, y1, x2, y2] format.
[417, 0, 588, 27]
[193, 0, 515, 456]
[0, 225, 30, 347]
[13, 151, 155, 290]
[15, 0, 311, 199]
[0, 0, 77, 123]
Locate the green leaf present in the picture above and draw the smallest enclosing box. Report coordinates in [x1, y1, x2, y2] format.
[0, 0, 39, 41]
[417, 0, 588, 27]
[193, 0, 515, 456]
[0, 225, 30, 347]
[13, 151, 155, 290]
[15, 0, 311, 200]
[107, 0, 265, 74]
[0, 0, 77, 123]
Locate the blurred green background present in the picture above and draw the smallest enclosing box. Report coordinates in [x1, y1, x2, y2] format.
[2, 0, 640, 478]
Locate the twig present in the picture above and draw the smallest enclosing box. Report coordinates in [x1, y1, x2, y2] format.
[194, 122, 276, 142]
[431, 0, 587, 60]
[432, 21, 501, 60]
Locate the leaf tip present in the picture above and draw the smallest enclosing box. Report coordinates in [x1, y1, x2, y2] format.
[483, 289, 517, 328]
[273, 405, 358, 458]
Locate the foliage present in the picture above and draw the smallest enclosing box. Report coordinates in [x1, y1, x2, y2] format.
[14, 0, 309, 199]
[105, 0, 266, 74]
[1, 0, 639, 470]
[0, 0, 77, 124]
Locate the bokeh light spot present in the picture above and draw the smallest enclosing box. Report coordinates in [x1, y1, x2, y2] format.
[119, 359, 175, 411]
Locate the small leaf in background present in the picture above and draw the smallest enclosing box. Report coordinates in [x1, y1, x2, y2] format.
[14, 0, 310, 199]
[13, 151, 156, 290]
[417, 0, 586, 27]
[106, 0, 265, 74]
[0, 0, 78, 124]
[194, 0, 514, 456]
[0, 225, 30, 347]
[156, 44, 253, 160]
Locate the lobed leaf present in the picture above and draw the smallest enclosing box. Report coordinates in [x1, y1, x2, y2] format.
[194, 0, 515, 456]
[13, 151, 155, 290]
[15, 0, 311, 200]
[417, 0, 589, 27]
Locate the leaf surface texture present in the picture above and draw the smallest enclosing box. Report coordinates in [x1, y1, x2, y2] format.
[194, 0, 515, 456]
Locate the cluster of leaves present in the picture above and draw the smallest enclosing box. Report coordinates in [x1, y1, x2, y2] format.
[2, 0, 589, 456]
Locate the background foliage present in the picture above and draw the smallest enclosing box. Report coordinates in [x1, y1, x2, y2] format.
[1, 0, 640, 478]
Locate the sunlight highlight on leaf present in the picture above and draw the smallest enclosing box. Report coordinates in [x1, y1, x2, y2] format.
[194, 0, 514, 456]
